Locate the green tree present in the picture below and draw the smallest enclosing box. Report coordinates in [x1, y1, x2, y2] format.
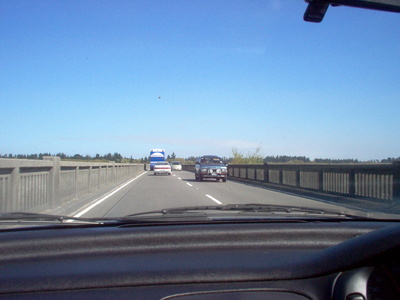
[73, 154, 83, 160]
[113, 152, 122, 163]
[56, 153, 67, 159]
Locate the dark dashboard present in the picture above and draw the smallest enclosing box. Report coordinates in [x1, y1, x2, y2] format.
[0, 220, 399, 299]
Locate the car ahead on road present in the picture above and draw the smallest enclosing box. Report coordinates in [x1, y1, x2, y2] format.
[195, 155, 227, 182]
[153, 162, 172, 176]
[171, 161, 182, 171]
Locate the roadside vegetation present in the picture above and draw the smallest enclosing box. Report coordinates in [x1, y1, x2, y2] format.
[231, 146, 264, 164]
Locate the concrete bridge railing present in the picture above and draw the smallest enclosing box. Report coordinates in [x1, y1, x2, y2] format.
[0, 157, 145, 213]
[183, 162, 400, 201]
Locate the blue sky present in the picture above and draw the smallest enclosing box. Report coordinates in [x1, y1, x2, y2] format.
[1, 0, 399, 161]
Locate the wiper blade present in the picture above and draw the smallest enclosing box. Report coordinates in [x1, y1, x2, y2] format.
[123, 203, 371, 220]
[0, 212, 106, 224]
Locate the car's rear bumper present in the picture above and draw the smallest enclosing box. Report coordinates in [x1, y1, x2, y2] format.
[202, 174, 227, 179]
[154, 169, 171, 174]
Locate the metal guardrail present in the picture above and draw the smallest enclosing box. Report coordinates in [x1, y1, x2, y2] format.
[183, 162, 400, 201]
[0, 157, 145, 213]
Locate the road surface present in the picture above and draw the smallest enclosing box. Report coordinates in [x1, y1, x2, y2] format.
[72, 170, 357, 218]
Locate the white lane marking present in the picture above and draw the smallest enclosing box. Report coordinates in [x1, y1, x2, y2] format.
[205, 194, 222, 205]
[73, 171, 147, 218]
[186, 183, 192, 187]
[178, 177, 182, 180]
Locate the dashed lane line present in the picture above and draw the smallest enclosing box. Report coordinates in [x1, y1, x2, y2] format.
[176, 175, 220, 204]
[205, 194, 222, 205]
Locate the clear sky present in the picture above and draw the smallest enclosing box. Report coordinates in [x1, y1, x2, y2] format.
[1, 0, 399, 161]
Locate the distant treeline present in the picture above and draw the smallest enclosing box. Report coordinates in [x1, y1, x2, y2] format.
[313, 158, 359, 163]
[1, 153, 125, 163]
[184, 155, 400, 164]
[265, 157, 400, 164]
[380, 157, 400, 163]
[1, 153, 399, 164]
[312, 157, 399, 164]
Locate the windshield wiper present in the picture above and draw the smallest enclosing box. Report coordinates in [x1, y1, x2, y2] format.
[122, 203, 378, 220]
[1, 203, 395, 228]
[0, 212, 107, 225]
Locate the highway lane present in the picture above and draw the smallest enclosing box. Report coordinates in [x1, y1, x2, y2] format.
[73, 170, 360, 219]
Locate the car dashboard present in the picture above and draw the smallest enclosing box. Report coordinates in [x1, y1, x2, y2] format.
[0, 220, 399, 299]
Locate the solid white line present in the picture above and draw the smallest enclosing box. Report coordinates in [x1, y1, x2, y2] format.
[73, 171, 147, 218]
[205, 194, 222, 205]
[186, 183, 192, 187]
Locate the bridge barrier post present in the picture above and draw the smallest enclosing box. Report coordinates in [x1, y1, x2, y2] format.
[75, 166, 79, 199]
[112, 162, 115, 183]
[318, 169, 324, 192]
[98, 166, 101, 189]
[263, 163, 269, 183]
[10, 166, 20, 212]
[279, 166, 283, 185]
[296, 168, 301, 188]
[43, 156, 60, 209]
[348, 169, 356, 197]
[88, 166, 92, 194]
[393, 161, 400, 201]
[105, 165, 109, 186]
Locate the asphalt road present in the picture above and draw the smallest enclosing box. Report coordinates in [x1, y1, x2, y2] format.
[72, 170, 361, 219]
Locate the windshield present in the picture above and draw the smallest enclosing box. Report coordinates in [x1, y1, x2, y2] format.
[201, 157, 223, 164]
[1, 1, 399, 224]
